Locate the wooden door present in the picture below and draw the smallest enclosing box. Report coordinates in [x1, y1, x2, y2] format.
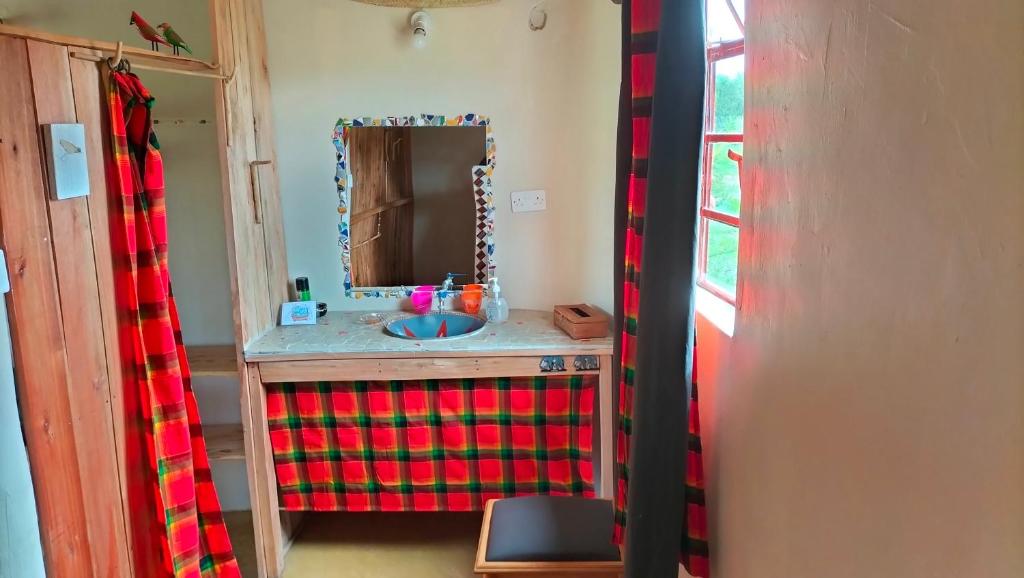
[0, 38, 132, 578]
[211, 0, 290, 349]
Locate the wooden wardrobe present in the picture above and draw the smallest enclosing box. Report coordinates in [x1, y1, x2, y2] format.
[0, 0, 287, 575]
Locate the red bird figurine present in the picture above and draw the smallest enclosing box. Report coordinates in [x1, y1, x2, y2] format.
[129, 11, 171, 52]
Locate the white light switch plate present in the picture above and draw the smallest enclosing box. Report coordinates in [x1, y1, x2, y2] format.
[511, 189, 546, 213]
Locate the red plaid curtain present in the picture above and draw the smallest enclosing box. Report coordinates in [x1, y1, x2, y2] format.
[613, 0, 710, 576]
[107, 71, 240, 578]
[267, 377, 596, 511]
[686, 358, 710, 576]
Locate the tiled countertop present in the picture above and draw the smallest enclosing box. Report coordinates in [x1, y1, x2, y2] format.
[244, 309, 613, 362]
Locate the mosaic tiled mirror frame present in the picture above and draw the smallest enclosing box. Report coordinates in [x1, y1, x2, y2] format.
[332, 114, 496, 299]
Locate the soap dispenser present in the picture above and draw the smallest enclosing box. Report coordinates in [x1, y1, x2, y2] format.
[484, 277, 509, 324]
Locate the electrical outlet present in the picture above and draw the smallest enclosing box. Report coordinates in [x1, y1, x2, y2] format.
[511, 189, 546, 213]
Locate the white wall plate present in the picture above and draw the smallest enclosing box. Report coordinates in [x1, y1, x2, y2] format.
[511, 189, 546, 213]
[42, 124, 90, 200]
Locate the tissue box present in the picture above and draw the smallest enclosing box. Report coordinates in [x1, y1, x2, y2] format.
[553, 304, 609, 340]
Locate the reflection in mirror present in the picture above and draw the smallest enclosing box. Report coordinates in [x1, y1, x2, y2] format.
[347, 126, 485, 288]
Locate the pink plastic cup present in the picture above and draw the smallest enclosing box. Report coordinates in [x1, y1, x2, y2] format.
[410, 286, 434, 314]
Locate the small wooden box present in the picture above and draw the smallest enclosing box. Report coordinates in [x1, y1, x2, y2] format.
[553, 304, 609, 340]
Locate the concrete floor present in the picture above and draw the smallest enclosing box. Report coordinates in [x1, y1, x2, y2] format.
[225, 511, 482, 578]
[224, 511, 260, 578]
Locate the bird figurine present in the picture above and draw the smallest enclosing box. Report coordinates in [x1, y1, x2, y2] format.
[57, 138, 82, 161]
[129, 11, 171, 52]
[156, 23, 193, 56]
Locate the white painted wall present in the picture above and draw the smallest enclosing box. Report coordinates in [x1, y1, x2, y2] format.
[0, 301, 46, 578]
[697, 0, 1024, 576]
[263, 0, 621, 312]
[159, 120, 237, 346]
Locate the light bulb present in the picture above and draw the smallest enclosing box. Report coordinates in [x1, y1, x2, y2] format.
[413, 28, 427, 49]
[410, 11, 430, 49]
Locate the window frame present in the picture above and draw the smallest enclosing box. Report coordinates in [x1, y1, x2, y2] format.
[697, 35, 745, 305]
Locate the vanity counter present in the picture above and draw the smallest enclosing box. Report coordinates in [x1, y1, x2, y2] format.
[241, 309, 615, 576]
[244, 309, 612, 362]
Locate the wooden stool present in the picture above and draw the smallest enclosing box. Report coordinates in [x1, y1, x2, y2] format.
[475, 496, 624, 578]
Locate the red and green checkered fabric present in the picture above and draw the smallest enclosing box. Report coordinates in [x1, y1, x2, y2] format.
[614, 0, 710, 575]
[684, 351, 709, 576]
[615, 0, 660, 545]
[107, 71, 240, 578]
[267, 376, 596, 511]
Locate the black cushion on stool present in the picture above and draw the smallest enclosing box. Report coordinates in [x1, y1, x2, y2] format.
[485, 496, 622, 563]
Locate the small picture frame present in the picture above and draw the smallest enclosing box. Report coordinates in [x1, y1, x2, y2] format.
[42, 123, 90, 200]
[280, 301, 318, 326]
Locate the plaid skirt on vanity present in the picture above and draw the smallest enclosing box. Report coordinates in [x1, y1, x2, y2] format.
[267, 376, 596, 511]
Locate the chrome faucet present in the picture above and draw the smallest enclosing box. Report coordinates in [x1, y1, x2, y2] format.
[435, 273, 463, 312]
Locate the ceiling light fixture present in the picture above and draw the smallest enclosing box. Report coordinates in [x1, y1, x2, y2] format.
[410, 10, 431, 49]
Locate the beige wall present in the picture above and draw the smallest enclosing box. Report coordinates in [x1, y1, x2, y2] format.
[262, 0, 620, 311]
[697, 0, 1024, 576]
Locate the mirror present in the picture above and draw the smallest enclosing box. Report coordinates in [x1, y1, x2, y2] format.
[333, 115, 496, 297]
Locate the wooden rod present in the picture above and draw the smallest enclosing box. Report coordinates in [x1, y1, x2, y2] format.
[69, 51, 228, 80]
[0, 23, 221, 74]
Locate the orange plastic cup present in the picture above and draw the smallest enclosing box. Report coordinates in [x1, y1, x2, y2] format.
[461, 284, 483, 315]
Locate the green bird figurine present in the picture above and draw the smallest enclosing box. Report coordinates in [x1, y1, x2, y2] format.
[156, 23, 192, 56]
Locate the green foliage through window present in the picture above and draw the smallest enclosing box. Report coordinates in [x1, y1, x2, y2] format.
[713, 56, 744, 133]
[710, 143, 742, 217]
[706, 221, 739, 294]
[699, 14, 744, 301]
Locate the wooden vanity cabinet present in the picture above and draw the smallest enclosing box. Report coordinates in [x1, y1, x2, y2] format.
[240, 312, 615, 578]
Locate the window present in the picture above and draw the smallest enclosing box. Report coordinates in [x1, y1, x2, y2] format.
[698, 0, 745, 304]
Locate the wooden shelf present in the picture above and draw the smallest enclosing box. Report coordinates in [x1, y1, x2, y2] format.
[205, 424, 245, 462]
[188, 345, 239, 377]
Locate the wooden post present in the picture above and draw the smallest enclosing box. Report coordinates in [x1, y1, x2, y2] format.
[209, 0, 291, 574]
[244, 364, 286, 577]
[599, 354, 615, 499]
[209, 0, 288, 350]
[240, 363, 269, 577]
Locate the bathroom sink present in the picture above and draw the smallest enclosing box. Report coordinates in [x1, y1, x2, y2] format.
[384, 312, 487, 340]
